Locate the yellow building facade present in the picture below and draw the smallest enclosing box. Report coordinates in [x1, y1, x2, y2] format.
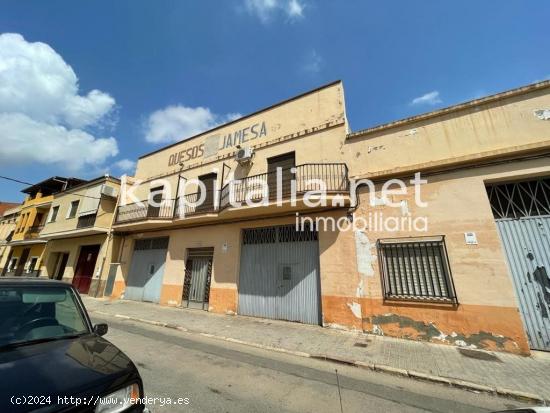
[0, 204, 20, 271]
[2, 177, 85, 277]
[39, 176, 121, 297]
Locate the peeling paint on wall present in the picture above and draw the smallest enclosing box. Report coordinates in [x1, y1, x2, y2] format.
[364, 313, 517, 351]
[354, 230, 375, 277]
[347, 301, 362, 319]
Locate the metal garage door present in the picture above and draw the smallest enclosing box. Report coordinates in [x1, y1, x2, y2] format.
[488, 178, 550, 351]
[238, 225, 321, 325]
[125, 237, 169, 303]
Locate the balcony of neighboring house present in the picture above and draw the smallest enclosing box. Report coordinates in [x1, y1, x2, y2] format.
[23, 225, 44, 240]
[76, 213, 97, 229]
[113, 162, 351, 230]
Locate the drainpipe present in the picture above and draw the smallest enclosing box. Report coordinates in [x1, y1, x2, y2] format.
[93, 178, 120, 297]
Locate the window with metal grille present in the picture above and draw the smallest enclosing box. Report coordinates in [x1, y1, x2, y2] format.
[242, 224, 317, 245]
[377, 236, 457, 304]
[486, 177, 550, 219]
[134, 237, 170, 251]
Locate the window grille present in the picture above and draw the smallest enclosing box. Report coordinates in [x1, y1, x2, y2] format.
[487, 177, 550, 220]
[377, 237, 457, 304]
[242, 224, 317, 245]
[134, 237, 169, 251]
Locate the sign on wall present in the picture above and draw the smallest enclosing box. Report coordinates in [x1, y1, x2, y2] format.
[167, 121, 268, 167]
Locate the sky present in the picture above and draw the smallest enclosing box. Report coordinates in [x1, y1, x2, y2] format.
[0, 0, 548, 201]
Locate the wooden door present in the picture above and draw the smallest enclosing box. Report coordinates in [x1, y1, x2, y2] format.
[196, 173, 217, 212]
[147, 186, 164, 218]
[72, 245, 100, 294]
[267, 152, 295, 199]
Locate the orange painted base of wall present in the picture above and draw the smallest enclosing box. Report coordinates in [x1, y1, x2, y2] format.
[160, 284, 183, 306]
[110, 280, 125, 299]
[321, 295, 363, 330]
[209, 288, 237, 314]
[322, 295, 530, 355]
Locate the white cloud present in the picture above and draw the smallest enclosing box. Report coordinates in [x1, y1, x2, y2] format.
[244, 0, 305, 23]
[113, 158, 136, 173]
[0, 33, 119, 170]
[144, 105, 241, 144]
[410, 91, 442, 106]
[301, 49, 323, 74]
[287, 0, 304, 18]
[0, 113, 118, 171]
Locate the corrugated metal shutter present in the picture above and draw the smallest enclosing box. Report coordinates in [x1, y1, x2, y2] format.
[238, 225, 321, 325]
[496, 218, 550, 351]
[488, 178, 550, 351]
[125, 237, 169, 303]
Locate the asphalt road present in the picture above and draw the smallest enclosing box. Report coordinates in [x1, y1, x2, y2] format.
[91, 314, 530, 413]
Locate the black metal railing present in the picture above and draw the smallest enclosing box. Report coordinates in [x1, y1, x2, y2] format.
[115, 199, 175, 224]
[77, 214, 97, 229]
[219, 163, 349, 208]
[24, 225, 44, 239]
[174, 190, 217, 218]
[115, 163, 349, 223]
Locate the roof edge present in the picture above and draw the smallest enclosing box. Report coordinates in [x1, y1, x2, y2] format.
[348, 80, 550, 139]
[52, 175, 121, 196]
[139, 80, 343, 160]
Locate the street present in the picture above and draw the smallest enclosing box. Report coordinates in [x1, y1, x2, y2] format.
[91, 314, 531, 413]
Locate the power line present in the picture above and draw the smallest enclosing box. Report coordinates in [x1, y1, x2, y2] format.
[0, 175, 103, 200]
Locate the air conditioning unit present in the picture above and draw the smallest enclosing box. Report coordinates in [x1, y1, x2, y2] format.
[101, 184, 118, 198]
[235, 147, 254, 164]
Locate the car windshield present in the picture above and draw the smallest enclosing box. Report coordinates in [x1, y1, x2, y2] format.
[0, 286, 90, 348]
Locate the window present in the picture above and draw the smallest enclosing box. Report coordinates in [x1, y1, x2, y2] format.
[377, 236, 457, 304]
[26, 257, 39, 274]
[0, 286, 88, 347]
[8, 258, 18, 272]
[49, 206, 60, 223]
[67, 200, 79, 219]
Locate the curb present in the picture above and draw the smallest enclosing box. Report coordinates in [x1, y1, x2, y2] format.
[90, 309, 548, 406]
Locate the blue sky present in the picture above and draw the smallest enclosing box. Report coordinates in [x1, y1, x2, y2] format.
[0, 0, 548, 201]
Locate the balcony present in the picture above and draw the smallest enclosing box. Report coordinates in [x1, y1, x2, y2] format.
[115, 199, 175, 224]
[24, 225, 44, 239]
[76, 213, 97, 229]
[114, 163, 349, 227]
[219, 163, 349, 208]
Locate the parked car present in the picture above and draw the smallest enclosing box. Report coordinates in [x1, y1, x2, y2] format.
[0, 278, 147, 412]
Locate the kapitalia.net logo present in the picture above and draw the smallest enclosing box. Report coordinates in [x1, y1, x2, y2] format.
[120, 169, 429, 232]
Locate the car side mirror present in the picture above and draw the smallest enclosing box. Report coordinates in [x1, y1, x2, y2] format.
[93, 323, 108, 336]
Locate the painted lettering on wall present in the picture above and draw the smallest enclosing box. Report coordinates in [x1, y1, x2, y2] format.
[221, 121, 267, 149]
[168, 121, 268, 167]
[167, 144, 204, 167]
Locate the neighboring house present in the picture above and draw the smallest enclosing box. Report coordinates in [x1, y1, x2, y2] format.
[2, 177, 85, 277]
[0, 204, 21, 272]
[40, 175, 121, 296]
[107, 79, 550, 355]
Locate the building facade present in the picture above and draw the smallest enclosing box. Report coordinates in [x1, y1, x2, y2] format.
[1, 177, 85, 277]
[0, 204, 21, 271]
[105, 80, 550, 355]
[39, 176, 121, 296]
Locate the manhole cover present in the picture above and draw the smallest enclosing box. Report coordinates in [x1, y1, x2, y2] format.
[457, 348, 501, 362]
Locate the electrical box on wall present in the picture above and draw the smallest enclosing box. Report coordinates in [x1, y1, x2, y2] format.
[464, 232, 478, 245]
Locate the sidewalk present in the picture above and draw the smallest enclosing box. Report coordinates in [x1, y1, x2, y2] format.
[82, 296, 550, 404]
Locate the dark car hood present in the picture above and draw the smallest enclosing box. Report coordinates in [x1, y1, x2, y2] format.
[0, 334, 138, 412]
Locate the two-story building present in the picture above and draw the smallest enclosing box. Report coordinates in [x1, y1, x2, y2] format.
[40, 175, 121, 296]
[0, 203, 21, 272]
[2, 177, 85, 277]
